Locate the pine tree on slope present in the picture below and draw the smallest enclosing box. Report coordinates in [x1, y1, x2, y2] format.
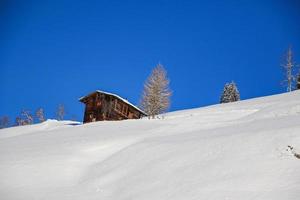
[220, 81, 240, 103]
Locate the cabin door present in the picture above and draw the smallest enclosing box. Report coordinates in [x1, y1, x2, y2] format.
[89, 113, 96, 122]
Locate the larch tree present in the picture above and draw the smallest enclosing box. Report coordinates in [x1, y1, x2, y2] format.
[281, 46, 296, 92]
[14, 110, 33, 126]
[140, 63, 171, 119]
[220, 81, 240, 103]
[36, 108, 45, 122]
[21, 110, 34, 125]
[56, 104, 65, 121]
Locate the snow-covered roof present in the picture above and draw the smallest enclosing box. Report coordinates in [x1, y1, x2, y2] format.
[79, 90, 147, 115]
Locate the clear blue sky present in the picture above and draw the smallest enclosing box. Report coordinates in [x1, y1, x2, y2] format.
[1, 0, 300, 123]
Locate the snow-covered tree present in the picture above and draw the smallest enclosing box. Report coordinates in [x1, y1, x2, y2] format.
[281, 46, 296, 92]
[220, 81, 240, 103]
[140, 63, 171, 118]
[36, 108, 45, 122]
[56, 104, 65, 121]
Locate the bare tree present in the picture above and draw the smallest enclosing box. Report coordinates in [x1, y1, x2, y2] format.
[36, 108, 45, 122]
[281, 46, 296, 92]
[14, 110, 34, 126]
[0, 116, 10, 129]
[140, 63, 171, 119]
[56, 104, 65, 121]
[21, 110, 34, 125]
[15, 117, 24, 126]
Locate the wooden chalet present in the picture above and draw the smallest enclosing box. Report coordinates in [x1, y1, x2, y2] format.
[79, 90, 147, 123]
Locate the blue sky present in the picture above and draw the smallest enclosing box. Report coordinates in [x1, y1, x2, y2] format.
[1, 0, 300, 123]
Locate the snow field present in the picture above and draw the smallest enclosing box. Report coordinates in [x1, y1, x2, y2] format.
[0, 91, 300, 200]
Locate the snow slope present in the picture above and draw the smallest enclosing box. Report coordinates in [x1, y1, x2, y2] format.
[1, 91, 300, 200]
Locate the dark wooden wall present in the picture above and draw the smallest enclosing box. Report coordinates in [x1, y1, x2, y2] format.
[82, 93, 143, 123]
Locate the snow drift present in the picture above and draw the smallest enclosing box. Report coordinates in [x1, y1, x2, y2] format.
[1, 91, 300, 200]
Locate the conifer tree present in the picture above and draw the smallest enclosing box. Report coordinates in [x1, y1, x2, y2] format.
[220, 81, 240, 103]
[140, 63, 171, 118]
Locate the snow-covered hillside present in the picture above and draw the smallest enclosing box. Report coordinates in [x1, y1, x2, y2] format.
[1, 91, 300, 200]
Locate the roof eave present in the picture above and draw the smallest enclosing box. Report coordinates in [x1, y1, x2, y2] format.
[78, 90, 148, 116]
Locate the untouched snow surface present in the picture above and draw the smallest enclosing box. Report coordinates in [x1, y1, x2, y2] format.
[1, 91, 300, 200]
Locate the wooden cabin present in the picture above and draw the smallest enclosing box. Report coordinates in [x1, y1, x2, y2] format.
[79, 90, 147, 123]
